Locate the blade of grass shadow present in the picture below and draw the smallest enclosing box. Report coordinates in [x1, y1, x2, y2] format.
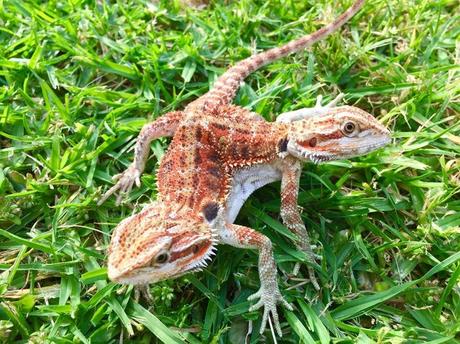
[284, 308, 315, 344]
[0, 228, 54, 254]
[332, 251, 460, 320]
[186, 275, 223, 311]
[298, 300, 330, 344]
[129, 302, 184, 344]
[434, 264, 460, 318]
[106, 296, 134, 336]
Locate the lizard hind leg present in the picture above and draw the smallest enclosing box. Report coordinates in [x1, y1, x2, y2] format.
[219, 224, 293, 337]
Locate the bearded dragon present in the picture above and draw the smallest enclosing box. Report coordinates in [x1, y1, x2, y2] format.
[100, 0, 390, 336]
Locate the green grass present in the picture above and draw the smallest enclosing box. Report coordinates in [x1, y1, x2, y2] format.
[1, 0, 459, 342]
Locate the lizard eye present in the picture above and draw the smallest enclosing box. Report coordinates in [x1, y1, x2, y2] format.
[342, 121, 358, 136]
[155, 252, 169, 264]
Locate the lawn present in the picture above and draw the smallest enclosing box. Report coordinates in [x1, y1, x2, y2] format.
[1, 0, 459, 342]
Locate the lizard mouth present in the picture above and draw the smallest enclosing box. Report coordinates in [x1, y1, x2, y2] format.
[339, 135, 391, 159]
[288, 135, 391, 164]
[287, 141, 336, 163]
[108, 241, 218, 286]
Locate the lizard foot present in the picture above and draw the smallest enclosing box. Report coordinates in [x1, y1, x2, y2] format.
[248, 286, 293, 337]
[98, 164, 141, 205]
[134, 284, 154, 304]
[292, 263, 320, 290]
[292, 245, 322, 290]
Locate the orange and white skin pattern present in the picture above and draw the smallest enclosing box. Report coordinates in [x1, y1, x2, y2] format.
[100, 0, 390, 337]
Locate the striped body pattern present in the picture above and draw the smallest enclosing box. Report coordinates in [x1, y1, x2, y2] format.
[100, 0, 390, 336]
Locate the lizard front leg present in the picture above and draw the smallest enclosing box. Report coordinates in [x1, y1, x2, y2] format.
[99, 111, 183, 205]
[219, 224, 292, 337]
[280, 158, 320, 290]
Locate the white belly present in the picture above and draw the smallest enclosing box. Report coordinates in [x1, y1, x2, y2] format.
[225, 164, 282, 223]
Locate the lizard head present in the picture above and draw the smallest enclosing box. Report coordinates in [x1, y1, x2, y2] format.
[285, 106, 391, 163]
[107, 202, 221, 285]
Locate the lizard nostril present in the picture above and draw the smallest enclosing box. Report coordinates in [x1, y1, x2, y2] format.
[309, 137, 317, 147]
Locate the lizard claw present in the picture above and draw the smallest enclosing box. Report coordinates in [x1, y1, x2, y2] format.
[292, 244, 321, 290]
[98, 164, 141, 205]
[292, 262, 320, 290]
[248, 286, 293, 337]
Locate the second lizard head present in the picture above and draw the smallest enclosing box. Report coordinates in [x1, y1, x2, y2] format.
[107, 202, 220, 285]
[284, 106, 391, 163]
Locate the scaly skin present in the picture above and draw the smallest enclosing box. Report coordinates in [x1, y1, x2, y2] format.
[100, 0, 389, 337]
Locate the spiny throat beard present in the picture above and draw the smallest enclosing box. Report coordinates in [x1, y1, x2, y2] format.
[184, 244, 217, 273]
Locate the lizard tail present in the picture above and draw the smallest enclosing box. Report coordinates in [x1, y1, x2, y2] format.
[201, 0, 365, 108]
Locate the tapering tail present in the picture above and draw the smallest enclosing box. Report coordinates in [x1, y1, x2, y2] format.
[197, 0, 365, 109]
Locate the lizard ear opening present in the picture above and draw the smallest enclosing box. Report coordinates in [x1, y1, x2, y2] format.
[202, 201, 220, 223]
[202, 201, 225, 233]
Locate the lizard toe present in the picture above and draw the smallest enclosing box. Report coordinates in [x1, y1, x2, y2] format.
[100, 165, 142, 205]
[248, 287, 290, 337]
